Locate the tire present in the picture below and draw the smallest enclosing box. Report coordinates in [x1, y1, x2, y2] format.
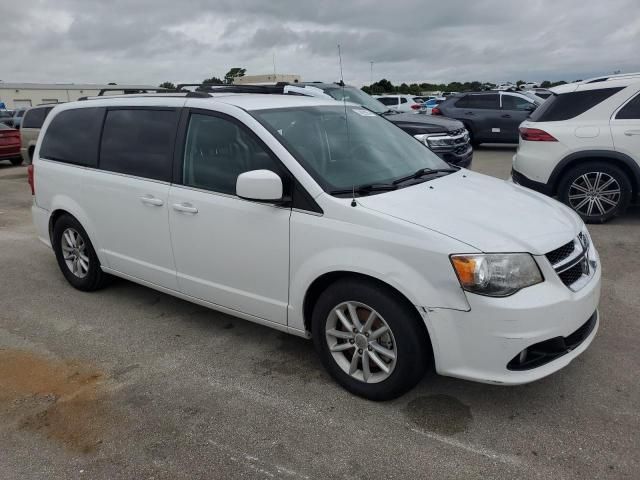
[312, 278, 430, 401]
[52, 214, 110, 291]
[558, 161, 632, 224]
[10, 157, 23, 166]
[463, 123, 480, 147]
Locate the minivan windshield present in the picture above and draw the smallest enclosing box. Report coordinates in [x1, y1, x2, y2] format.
[252, 105, 451, 194]
[322, 87, 388, 114]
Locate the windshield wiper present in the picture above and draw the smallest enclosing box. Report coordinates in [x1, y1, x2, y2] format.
[392, 167, 459, 185]
[330, 183, 397, 196]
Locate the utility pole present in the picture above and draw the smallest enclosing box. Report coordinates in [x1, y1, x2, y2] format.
[370, 61, 374, 86]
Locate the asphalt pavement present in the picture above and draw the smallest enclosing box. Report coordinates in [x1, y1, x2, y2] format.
[0, 147, 638, 479]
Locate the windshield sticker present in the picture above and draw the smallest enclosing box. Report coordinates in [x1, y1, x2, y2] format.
[352, 109, 376, 117]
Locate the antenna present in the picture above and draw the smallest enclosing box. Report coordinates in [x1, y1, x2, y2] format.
[337, 44, 356, 207]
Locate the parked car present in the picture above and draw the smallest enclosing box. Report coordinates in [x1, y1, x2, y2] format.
[525, 88, 553, 99]
[7, 108, 27, 129]
[433, 91, 543, 145]
[0, 110, 15, 126]
[412, 96, 434, 104]
[32, 94, 600, 400]
[0, 123, 22, 165]
[420, 97, 446, 115]
[20, 104, 57, 164]
[373, 94, 422, 112]
[519, 82, 540, 90]
[512, 75, 640, 223]
[216, 82, 473, 166]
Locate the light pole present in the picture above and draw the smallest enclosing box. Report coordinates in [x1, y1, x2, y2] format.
[370, 61, 374, 87]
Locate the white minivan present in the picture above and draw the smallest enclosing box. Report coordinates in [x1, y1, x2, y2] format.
[30, 93, 601, 400]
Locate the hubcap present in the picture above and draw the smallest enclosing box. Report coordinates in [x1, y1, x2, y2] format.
[568, 171, 621, 217]
[61, 228, 89, 278]
[325, 301, 397, 384]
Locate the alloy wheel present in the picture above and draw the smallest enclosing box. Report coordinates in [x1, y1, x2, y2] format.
[568, 171, 621, 217]
[61, 228, 90, 278]
[325, 301, 397, 384]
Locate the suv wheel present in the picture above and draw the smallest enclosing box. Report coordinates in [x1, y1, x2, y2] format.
[312, 279, 429, 400]
[558, 162, 632, 223]
[52, 214, 110, 291]
[10, 157, 23, 166]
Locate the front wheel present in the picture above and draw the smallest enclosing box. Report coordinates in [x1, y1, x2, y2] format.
[558, 162, 632, 223]
[312, 279, 430, 400]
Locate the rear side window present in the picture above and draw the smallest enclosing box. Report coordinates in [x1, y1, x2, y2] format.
[530, 87, 623, 122]
[502, 95, 534, 111]
[455, 94, 499, 109]
[400, 98, 408, 104]
[616, 94, 640, 119]
[377, 97, 398, 106]
[40, 108, 104, 166]
[99, 109, 178, 182]
[22, 107, 53, 129]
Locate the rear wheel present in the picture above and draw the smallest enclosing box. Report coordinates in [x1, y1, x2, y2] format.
[558, 162, 631, 223]
[312, 279, 430, 400]
[463, 124, 479, 146]
[10, 157, 23, 166]
[52, 214, 110, 291]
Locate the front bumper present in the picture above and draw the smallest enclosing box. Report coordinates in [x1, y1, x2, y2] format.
[511, 166, 552, 195]
[433, 145, 473, 168]
[423, 247, 601, 385]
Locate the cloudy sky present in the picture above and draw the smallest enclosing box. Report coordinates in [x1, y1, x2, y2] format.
[2, 0, 639, 87]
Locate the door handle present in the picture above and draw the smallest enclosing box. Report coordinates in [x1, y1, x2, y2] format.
[624, 130, 640, 136]
[501, 114, 512, 118]
[172, 202, 198, 214]
[464, 111, 474, 115]
[140, 195, 164, 206]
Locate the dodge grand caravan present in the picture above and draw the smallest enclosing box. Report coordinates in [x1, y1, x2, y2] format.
[31, 93, 601, 400]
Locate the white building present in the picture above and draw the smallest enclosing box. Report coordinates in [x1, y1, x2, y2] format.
[233, 74, 301, 85]
[0, 83, 161, 109]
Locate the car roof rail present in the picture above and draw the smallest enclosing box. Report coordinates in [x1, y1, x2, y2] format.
[176, 83, 290, 94]
[582, 72, 640, 84]
[95, 87, 168, 96]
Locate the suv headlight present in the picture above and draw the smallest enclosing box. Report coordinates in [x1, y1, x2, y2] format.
[414, 133, 451, 147]
[450, 253, 543, 297]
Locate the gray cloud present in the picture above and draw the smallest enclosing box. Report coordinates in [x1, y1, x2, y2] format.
[1, 0, 638, 86]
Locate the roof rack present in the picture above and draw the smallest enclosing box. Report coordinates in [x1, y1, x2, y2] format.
[176, 83, 290, 94]
[95, 87, 169, 96]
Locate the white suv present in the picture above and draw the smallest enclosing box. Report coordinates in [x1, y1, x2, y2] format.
[30, 93, 600, 400]
[373, 94, 422, 112]
[513, 74, 640, 223]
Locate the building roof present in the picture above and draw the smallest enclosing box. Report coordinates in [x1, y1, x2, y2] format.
[0, 83, 159, 90]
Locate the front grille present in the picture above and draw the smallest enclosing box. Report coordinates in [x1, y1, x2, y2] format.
[558, 262, 584, 286]
[546, 240, 575, 265]
[545, 235, 595, 290]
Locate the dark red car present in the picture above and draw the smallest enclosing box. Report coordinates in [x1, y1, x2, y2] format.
[0, 123, 22, 165]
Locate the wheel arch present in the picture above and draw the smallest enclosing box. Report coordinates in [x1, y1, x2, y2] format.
[549, 150, 640, 198]
[47, 199, 106, 266]
[302, 271, 432, 345]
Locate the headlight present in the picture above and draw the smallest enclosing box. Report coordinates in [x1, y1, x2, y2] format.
[450, 253, 543, 297]
[413, 134, 451, 147]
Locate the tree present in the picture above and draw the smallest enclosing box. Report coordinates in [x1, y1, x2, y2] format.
[159, 81, 176, 89]
[108, 82, 117, 85]
[516, 80, 525, 87]
[202, 76, 223, 85]
[540, 80, 551, 88]
[224, 67, 246, 85]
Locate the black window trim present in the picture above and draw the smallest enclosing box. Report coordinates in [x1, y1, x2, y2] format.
[96, 106, 181, 183]
[172, 107, 322, 214]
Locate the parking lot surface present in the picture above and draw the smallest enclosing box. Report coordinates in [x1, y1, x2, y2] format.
[1, 147, 639, 479]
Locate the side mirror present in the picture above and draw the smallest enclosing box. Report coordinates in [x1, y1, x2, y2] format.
[236, 169, 283, 202]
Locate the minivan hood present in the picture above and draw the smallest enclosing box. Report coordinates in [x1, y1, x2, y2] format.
[357, 170, 581, 254]
[386, 112, 464, 133]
